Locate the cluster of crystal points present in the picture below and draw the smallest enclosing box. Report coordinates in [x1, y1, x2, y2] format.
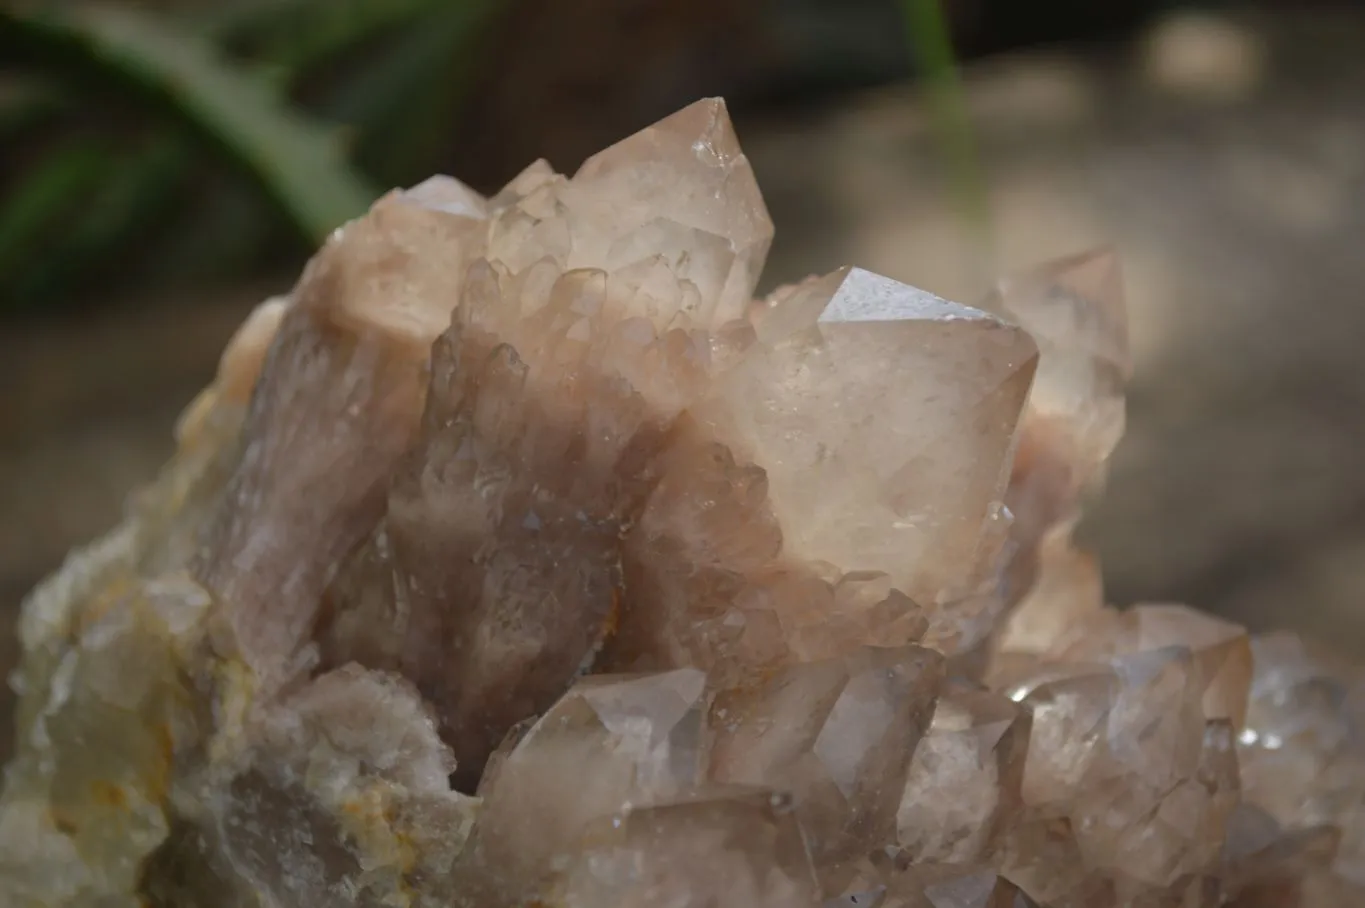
[1, 99, 1363, 908]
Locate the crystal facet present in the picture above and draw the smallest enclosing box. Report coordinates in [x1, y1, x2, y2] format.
[708, 645, 944, 867]
[896, 685, 1031, 865]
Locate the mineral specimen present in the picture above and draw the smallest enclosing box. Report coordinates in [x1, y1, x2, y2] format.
[2, 97, 1363, 908]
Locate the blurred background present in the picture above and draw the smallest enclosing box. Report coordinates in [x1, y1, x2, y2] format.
[3, 0, 1365, 754]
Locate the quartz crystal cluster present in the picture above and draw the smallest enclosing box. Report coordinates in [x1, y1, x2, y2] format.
[1, 98, 1362, 908]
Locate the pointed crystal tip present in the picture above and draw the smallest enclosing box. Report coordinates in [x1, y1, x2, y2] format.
[569, 97, 773, 324]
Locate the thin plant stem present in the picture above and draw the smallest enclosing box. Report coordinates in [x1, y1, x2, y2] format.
[899, 0, 994, 270]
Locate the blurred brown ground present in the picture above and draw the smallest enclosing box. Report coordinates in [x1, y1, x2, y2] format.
[5, 8, 1365, 757]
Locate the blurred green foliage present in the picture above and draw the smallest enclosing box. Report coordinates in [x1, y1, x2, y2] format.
[900, 0, 988, 236]
[0, 0, 977, 311]
[0, 0, 501, 309]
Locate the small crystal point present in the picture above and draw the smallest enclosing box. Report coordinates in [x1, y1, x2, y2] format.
[1129, 604, 1252, 729]
[473, 669, 711, 901]
[988, 247, 1129, 483]
[896, 685, 1031, 864]
[570, 97, 773, 324]
[1045, 602, 1252, 729]
[991, 246, 1128, 374]
[709, 645, 945, 867]
[403, 173, 488, 219]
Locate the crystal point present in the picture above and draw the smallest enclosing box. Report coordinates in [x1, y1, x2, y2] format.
[709, 645, 945, 866]
[472, 670, 711, 902]
[896, 685, 1031, 864]
[403, 173, 488, 219]
[698, 267, 1038, 609]
[571, 97, 773, 324]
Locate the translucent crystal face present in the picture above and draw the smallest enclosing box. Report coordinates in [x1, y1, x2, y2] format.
[984, 247, 1128, 478]
[3, 98, 1362, 908]
[700, 267, 1038, 606]
[896, 685, 1031, 865]
[568, 97, 774, 326]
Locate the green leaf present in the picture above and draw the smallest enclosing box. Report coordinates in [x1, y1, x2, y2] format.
[148, 170, 278, 288]
[899, 0, 990, 237]
[202, 0, 462, 75]
[10, 134, 194, 304]
[0, 141, 108, 298]
[330, 0, 499, 183]
[1, 4, 377, 242]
